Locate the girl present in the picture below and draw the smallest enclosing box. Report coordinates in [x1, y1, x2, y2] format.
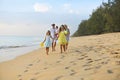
[58, 25, 67, 53]
[43, 30, 53, 55]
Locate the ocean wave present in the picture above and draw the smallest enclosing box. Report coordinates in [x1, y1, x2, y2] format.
[0, 45, 27, 50]
[0, 43, 40, 50]
[0, 36, 41, 50]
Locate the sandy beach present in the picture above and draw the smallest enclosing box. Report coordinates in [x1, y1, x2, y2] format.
[0, 32, 120, 80]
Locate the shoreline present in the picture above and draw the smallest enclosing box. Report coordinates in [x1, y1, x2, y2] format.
[0, 45, 39, 63]
[0, 33, 120, 80]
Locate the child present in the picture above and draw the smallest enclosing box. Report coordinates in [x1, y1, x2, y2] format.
[43, 30, 53, 55]
[58, 25, 67, 53]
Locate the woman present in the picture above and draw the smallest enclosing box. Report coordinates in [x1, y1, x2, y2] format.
[58, 25, 67, 53]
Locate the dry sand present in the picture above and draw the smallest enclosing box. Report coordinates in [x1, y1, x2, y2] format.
[0, 32, 120, 80]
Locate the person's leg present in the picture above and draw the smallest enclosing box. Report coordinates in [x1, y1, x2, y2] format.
[52, 39, 54, 51]
[63, 45, 66, 52]
[47, 47, 49, 54]
[54, 41, 56, 51]
[66, 42, 68, 50]
[46, 47, 49, 55]
[60, 44, 63, 53]
[66, 37, 69, 50]
[52, 42, 54, 51]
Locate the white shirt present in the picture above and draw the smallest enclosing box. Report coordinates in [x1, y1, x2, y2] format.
[55, 28, 59, 34]
[50, 28, 55, 38]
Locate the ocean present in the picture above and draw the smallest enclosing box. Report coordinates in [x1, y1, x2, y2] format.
[0, 36, 43, 63]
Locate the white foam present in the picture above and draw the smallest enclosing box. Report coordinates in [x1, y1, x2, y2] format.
[0, 46, 39, 63]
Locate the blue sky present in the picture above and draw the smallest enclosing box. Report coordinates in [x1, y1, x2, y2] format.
[0, 0, 108, 36]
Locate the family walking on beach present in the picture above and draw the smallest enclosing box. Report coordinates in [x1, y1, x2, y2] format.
[42, 24, 70, 55]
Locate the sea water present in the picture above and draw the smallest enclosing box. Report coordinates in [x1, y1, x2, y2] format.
[0, 36, 43, 63]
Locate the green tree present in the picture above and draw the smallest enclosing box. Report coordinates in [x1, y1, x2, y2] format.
[73, 0, 120, 37]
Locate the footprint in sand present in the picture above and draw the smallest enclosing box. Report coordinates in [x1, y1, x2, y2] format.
[95, 65, 101, 69]
[87, 60, 93, 64]
[84, 56, 88, 58]
[26, 66, 30, 69]
[19, 79, 23, 80]
[102, 57, 109, 59]
[116, 61, 120, 65]
[70, 69, 77, 76]
[111, 51, 119, 55]
[81, 54, 86, 56]
[54, 75, 63, 80]
[84, 67, 94, 71]
[101, 53, 105, 54]
[80, 78, 84, 80]
[71, 69, 75, 72]
[70, 61, 75, 63]
[115, 74, 120, 80]
[25, 64, 33, 70]
[28, 64, 33, 66]
[17, 74, 22, 77]
[65, 66, 70, 69]
[70, 71, 77, 76]
[94, 59, 102, 61]
[24, 70, 28, 73]
[82, 64, 92, 67]
[77, 57, 84, 60]
[107, 70, 113, 74]
[30, 78, 37, 80]
[87, 58, 92, 60]
[72, 62, 77, 66]
[37, 60, 40, 63]
[56, 60, 61, 63]
[60, 55, 65, 59]
[34, 72, 40, 75]
[107, 59, 111, 62]
[101, 61, 108, 64]
[75, 50, 81, 53]
[43, 67, 48, 70]
[113, 55, 120, 58]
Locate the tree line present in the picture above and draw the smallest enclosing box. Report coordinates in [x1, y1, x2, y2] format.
[73, 0, 120, 36]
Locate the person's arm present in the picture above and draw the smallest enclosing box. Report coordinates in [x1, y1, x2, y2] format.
[56, 33, 59, 39]
[64, 31, 67, 36]
[68, 29, 70, 35]
[50, 35, 53, 39]
[43, 36, 46, 43]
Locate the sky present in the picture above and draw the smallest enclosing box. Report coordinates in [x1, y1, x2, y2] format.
[0, 0, 108, 36]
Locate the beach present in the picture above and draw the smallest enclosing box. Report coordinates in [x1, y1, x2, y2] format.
[0, 32, 120, 80]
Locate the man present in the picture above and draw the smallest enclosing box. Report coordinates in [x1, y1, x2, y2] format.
[50, 24, 56, 51]
[54, 26, 59, 50]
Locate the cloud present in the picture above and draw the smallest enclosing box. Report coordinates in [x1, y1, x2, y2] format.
[63, 3, 80, 15]
[68, 10, 80, 14]
[33, 3, 52, 12]
[0, 23, 49, 36]
[68, 9, 73, 13]
[63, 3, 71, 9]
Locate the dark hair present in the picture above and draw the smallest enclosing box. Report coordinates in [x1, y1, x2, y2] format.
[46, 30, 51, 35]
[59, 25, 64, 33]
[51, 24, 55, 26]
[59, 27, 62, 33]
[63, 25, 66, 30]
[64, 24, 68, 28]
[56, 26, 58, 29]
